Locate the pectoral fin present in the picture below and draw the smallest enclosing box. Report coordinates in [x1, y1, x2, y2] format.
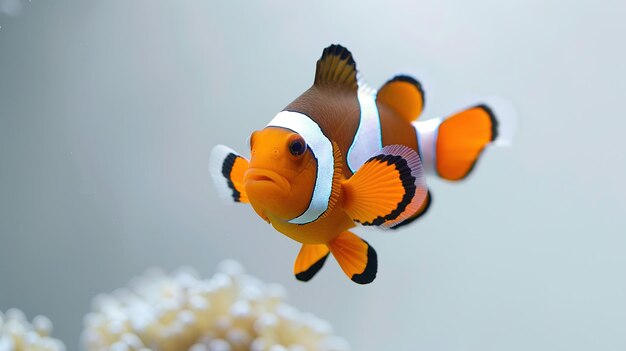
[294, 244, 330, 282]
[342, 145, 428, 228]
[209, 145, 249, 203]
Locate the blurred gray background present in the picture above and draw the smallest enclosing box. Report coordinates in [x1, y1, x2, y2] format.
[1, 0, 625, 350]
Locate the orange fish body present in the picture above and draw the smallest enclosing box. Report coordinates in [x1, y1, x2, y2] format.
[210, 45, 514, 284]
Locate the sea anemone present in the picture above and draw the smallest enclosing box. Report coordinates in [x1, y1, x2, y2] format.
[81, 260, 349, 351]
[0, 308, 66, 351]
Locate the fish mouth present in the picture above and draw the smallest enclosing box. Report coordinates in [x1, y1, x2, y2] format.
[244, 168, 291, 192]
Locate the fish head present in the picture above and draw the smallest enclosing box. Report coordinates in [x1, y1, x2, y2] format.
[244, 127, 317, 221]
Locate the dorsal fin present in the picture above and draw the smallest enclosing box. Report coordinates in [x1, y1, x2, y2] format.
[314, 44, 358, 90]
[377, 75, 425, 122]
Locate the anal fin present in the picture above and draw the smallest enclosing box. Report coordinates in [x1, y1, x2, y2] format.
[328, 231, 377, 284]
[294, 244, 330, 282]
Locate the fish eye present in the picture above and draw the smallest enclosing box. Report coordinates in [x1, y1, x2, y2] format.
[288, 137, 306, 157]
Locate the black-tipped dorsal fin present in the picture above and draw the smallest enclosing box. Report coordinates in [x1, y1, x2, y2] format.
[377, 75, 425, 122]
[314, 44, 358, 90]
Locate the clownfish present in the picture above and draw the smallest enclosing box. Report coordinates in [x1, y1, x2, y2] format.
[210, 44, 514, 284]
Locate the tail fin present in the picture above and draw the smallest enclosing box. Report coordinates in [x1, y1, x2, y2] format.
[414, 97, 516, 181]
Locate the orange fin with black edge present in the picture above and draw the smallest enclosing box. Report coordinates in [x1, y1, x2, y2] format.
[209, 145, 249, 203]
[328, 231, 377, 284]
[377, 75, 425, 122]
[342, 145, 428, 229]
[435, 105, 497, 181]
[294, 244, 330, 282]
[390, 190, 432, 229]
[314, 44, 358, 90]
